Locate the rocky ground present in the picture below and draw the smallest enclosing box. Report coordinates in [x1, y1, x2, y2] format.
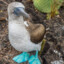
[0, 0, 64, 64]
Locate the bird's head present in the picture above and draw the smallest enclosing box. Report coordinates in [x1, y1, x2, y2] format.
[8, 2, 29, 20]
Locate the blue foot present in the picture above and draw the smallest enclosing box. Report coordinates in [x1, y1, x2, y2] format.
[13, 52, 30, 63]
[28, 51, 41, 64]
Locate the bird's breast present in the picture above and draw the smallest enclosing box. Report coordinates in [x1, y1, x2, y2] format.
[8, 22, 30, 39]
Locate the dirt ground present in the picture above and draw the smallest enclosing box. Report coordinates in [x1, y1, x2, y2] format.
[0, 0, 64, 64]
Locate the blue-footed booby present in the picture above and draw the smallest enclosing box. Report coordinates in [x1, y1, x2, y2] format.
[8, 2, 45, 64]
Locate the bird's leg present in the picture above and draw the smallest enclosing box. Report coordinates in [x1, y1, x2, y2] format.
[35, 50, 39, 58]
[28, 50, 41, 64]
[13, 52, 30, 64]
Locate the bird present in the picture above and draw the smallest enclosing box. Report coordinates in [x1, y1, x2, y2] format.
[7, 2, 45, 64]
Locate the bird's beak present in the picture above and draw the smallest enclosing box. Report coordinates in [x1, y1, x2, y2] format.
[14, 7, 29, 18]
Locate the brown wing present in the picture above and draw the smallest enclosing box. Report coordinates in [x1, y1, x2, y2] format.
[26, 21, 46, 44]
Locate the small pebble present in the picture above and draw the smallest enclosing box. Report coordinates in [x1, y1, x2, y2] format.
[62, 26, 64, 30]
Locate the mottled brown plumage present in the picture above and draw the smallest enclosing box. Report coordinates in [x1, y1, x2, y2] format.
[25, 20, 46, 44]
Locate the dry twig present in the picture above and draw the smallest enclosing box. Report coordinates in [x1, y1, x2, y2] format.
[0, 0, 8, 5]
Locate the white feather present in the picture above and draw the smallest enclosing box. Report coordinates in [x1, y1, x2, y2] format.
[24, 21, 29, 27]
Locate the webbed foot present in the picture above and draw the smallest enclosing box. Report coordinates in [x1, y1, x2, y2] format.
[28, 51, 41, 64]
[13, 52, 30, 63]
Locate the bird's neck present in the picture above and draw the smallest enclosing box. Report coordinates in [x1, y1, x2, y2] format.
[8, 15, 24, 25]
